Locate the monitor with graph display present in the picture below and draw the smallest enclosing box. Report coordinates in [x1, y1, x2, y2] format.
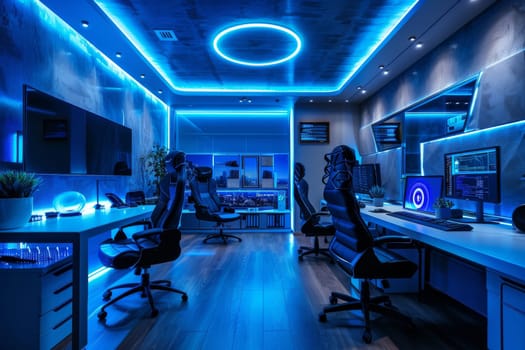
[403, 176, 443, 213]
[444, 146, 500, 203]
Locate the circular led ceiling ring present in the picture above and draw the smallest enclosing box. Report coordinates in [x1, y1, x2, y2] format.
[213, 23, 302, 67]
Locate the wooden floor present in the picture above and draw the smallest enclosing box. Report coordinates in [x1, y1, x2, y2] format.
[86, 232, 486, 350]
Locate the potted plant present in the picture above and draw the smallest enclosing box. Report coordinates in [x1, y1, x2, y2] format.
[0, 170, 42, 229]
[369, 185, 385, 207]
[142, 145, 169, 197]
[433, 197, 454, 219]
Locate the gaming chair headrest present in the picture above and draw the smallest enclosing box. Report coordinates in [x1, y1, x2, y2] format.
[165, 151, 186, 174]
[323, 145, 357, 190]
[194, 166, 213, 181]
[294, 162, 305, 182]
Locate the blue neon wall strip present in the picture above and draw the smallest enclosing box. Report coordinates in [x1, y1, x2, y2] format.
[29, 0, 167, 108]
[421, 119, 525, 174]
[289, 105, 295, 232]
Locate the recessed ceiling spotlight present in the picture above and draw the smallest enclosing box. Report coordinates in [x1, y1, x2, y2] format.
[158, 89, 163, 94]
[356, 86, 362, 90]
[140, 74, 145, 79]
[360, 89, 367, 94]
[309, 99, 314, 103]
[415, 42, 423, 49]
[378, 65, 385, 70]
[345, 99, 349, 103]
[408, 36, 416, 42]
[115, 52, 122, 58]
[383, 70, 389, 75]
[81, 20, 89, 28]
[328, 99, 333, 103]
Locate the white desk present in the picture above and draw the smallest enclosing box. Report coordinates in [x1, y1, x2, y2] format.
[0, 205, 155, 349]
[361, 204, 525, 282]
[361, 204, 525, 350]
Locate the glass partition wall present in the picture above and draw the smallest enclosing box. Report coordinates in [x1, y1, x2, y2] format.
[175, 110, 291, 232]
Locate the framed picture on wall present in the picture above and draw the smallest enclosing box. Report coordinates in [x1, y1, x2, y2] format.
[299, 122, 329, 144]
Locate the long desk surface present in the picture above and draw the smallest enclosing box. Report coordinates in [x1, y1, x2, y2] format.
[360, 204, 525, 283]
[0, 205, 155, 349]
[1, 205, 155, 238]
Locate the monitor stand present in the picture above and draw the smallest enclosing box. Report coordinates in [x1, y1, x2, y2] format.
[453, 200, 499, 224]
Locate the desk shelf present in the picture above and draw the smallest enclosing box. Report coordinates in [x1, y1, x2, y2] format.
[181, 209, 291, 233]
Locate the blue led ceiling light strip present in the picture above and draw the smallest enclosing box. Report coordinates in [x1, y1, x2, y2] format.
[176, 110, 289, 118]
[94, 0, 419, 94]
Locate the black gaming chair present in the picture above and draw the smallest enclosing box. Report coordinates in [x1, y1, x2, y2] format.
[189, 166, 242, 244]
[318, 145, 417, 344]
[294, 162, 334, 261]
[97, 151, 188, 320]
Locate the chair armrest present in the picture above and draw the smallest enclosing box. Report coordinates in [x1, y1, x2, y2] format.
[120, 219, 152, 231]
[220, 205, 236, 213]
[131, 227, 163, 241]
[113, 219, 152, 240]
[311, 212, 331, 219]
[194, 204, 216, 220]
[373, 235, 413, 246]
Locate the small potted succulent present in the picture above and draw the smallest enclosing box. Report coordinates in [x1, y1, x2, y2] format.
[0, 170, 42, 229]
[369, 185, 385, 207]
[433, 197, 454, 219]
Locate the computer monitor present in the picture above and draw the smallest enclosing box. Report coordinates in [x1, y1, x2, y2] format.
[444, 146, 500, 223]
[351, 163, 381, 196]
[403, 176, 443, 213]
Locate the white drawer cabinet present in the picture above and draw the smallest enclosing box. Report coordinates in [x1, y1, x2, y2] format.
[0, 258, 73, 349]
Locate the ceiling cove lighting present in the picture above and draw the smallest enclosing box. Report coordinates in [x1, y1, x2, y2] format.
[334, 0, 420, 92]
[212, 23, 302, 67]
[94, 0, 418, 94]
[32, 0, 166, 107]
[176, 110, 289, 118]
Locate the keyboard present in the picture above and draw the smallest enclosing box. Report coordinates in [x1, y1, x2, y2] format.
[387, 211, 473, 231]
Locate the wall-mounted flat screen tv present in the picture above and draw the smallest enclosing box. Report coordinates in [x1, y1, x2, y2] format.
[23, 85, 132, 175]
[299, 122, 329, 144]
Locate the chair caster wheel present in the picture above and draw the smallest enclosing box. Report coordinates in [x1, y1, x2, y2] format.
[329, 295, 338, 305]
[362, 330, 372, 344]
[151, 308, 159, 317]
[102, 290, 112, 301]
[298, 255, 304, 261]
[319, 312, 327, 322]
[182, 294, 188, 301]
[97, 310, 107, 320]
